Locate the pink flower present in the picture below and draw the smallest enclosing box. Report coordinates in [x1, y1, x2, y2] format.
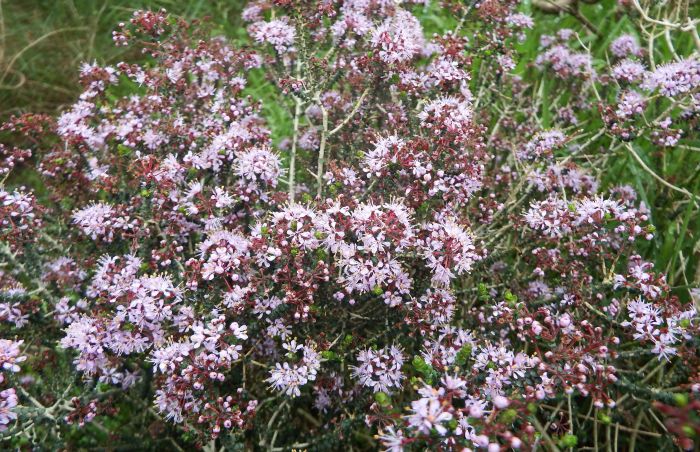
[0, 340, 26, 373]
[0, 388, 18, 431]
[612, 59, 646, 83]
[519, 130, 566, 160]
[642, 58, 700, 97]
[378, 426, 405, 452]
[351, 345, 405, 393]
[610, 34, 642, 58]
[235, 146, 283, 190]
[251, 19, 296, 53]
[421, 218, 481, 287]
[371, 9, 425, 64]
[408, 394, 453, 435]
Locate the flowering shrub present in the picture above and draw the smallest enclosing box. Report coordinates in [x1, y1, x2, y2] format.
[1, 1, 699, 450]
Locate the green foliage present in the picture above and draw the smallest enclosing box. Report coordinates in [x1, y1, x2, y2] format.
[412, 355, 438, 384]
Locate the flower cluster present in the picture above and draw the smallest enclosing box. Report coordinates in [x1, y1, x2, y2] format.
[72, 203, 138, 242]
[610, 34, 643, 58]
[250, 19, 296, 54]
[642, 58, 700, 97]
[518, 130, 566, 160]
[351, 345, 405, 394]
[0, 340, 24, 431]
[0, 188, 41, 252]
[536, 31, 594, 80]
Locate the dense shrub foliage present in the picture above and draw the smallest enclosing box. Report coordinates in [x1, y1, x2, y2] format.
[1, 1, 699, 450]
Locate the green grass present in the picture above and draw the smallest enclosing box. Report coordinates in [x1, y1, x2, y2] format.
[0, 0, 246, 118]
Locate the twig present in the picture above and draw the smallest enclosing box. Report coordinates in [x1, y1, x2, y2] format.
[531, 416, 562, 452]
[625, 143, 700, 203]
[329, 88, 370, 136]
[0, 27, 88, 85]
[631, 0, 700, 31]
[316, 93, 329, 199]
[288, 95, 303, 203]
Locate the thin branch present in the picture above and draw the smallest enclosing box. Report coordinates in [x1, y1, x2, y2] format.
[0, 27, 88, 85]
[316, 93, 329, 199]
[631, 0, 700, 31]
[288, 95, 303, 203]
[329, 88, 370, 136]
[625, 143, 700, 203]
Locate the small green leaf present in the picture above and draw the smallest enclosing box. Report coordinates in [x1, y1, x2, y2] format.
[500, 408, 518, 424]
[560, 434, 578, 447]
[455, 345, 472, 366]
[374, 391, 391, 407]
[320, 350, 338, 361]
[117, 144, 132, 156]
[674, 393, 689, 407]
